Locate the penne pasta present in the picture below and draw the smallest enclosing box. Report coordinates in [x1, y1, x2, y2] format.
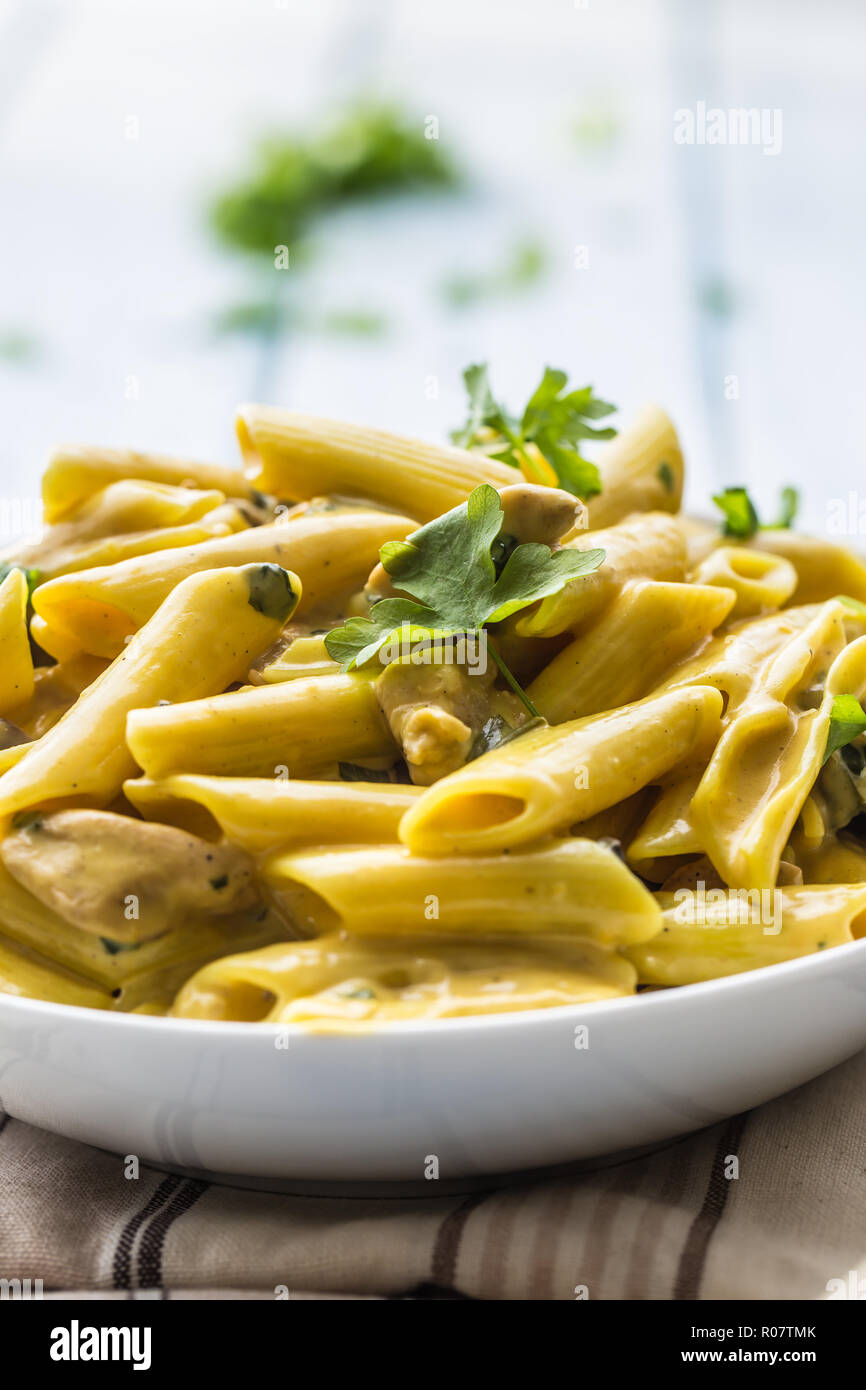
[126, 673, 395, 781]
[124, 773, 421, 852]
[0, 934, 113, 1009]
[262, 837, 661, 944]
[171, 932, 638, 1023]
[41, 447, 251, 523]
[26, 516, 236, 584]
[692, 545, 798, 618]
[32, 509, 413, 657]
[585, 405, 684, 528]
[514, 511, 686, 638]
[0, 568, 35, 714]
[399, 685, 723, 856]
[747, 529, 866, 605]
[528, 580, 736, 722]
[236, 406, 517, 522]
[0, 564, 300, 820]
[690, 616, 866, 890]
[625, 884, 866, 985]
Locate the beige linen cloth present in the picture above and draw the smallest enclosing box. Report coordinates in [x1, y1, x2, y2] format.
[1, 1049, 864, 1300]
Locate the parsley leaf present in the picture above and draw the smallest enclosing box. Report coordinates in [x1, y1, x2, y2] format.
[771, 486, 799, 530]
[823, 694, 866, 765]
[451, 363, 616, 499]
[712, 487, 760, 539]
[712, 485, 799, 539]
[324, 484, 605, 714]
[324, 598, 441, 670]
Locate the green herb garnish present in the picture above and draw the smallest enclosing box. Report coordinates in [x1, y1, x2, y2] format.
[441, 239, 547, 308]
[451, 364, 616, 499]
[712, 485, 799, 539]
[469, 714, 547, 761]
[324, 484, 605, 716]
[210, 102, 457, 257]
[823, 694, 866, 765]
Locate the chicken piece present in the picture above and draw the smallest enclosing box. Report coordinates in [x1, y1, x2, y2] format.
[375, 658, 510, 785]
[1, 809, 259, 942]
[496, 484, 586, 546]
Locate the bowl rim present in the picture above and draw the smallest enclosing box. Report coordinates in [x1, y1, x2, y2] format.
[1, 934, 864, 1042]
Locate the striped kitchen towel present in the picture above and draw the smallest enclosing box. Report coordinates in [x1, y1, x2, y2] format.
[1, 1047, 864, 1300]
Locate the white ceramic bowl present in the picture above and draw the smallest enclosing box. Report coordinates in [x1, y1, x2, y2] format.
[1, 938, 865, 1189]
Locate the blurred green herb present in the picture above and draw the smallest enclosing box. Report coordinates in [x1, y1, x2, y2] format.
[699, 278, 739, 319]
[451, 363, 617, 499]
[0, 329, 41, 365]
[210, 102, 458, 257]
[712, 485, 799, 539]
[319, 309, 387, 338]
[212, 299, 387, 340]
[441, 239, 547, 308]
[572, 109, 622, 153]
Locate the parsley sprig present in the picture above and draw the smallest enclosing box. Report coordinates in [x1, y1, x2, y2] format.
[712, 485, 799, 540]
[324, 484, 605, 716]
[823, 694, 866, 765]
[451, 364, 617, 499]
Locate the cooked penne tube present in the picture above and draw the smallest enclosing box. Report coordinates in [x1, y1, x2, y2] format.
[399, 685, 724, 856]
[585, 405, 684, 528]
[690, 616, 866, 890]
[625, 885, 866, 985]
[33, 509, 413, 657]
[124, 773, 420, 852]
[170, 932, 638, 1023]
[626, 770, 706, 870]
[41, 447, 251, 523]
[626, 600, 866, 877]
[126, 673, 395, 781]
[0, 568, 34, 713]
[514, 511, 686, 638]
[251, 634, 340, 683]
[262, 837, 661, 944]
[692, 545, 797, 618]
[655, 602, 839, 712]
[792, 832, 866, 885]
[9, 479, 228, 571]
[529, 580, 736, 722]
[0, 934, 113, 1009]
[26, 516, 235, 583]
[747, 529, 866, 605]
[236, 406, 517, 522]
[29, 614, 85, 664]
[0, 563, 300, 820]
